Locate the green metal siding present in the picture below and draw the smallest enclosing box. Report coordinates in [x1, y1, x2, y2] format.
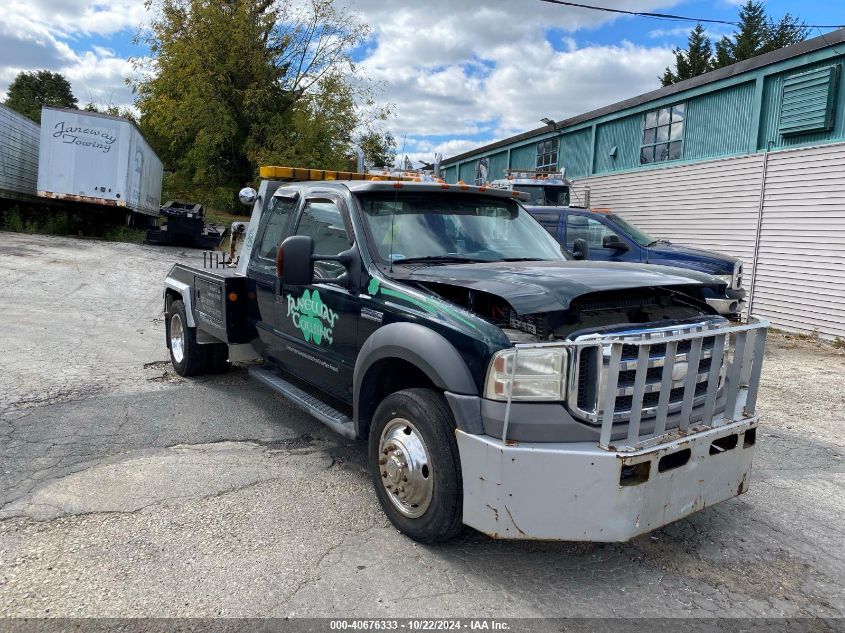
[559, 129, 592, 177]
[509, 143, 536, 169]
[488, 151, 508, 180]
[684, 81, 756, 160]
[759, 57, 845, 150]
[593, 114, 643, 174]
[458, 161, 476, 183]
[442, 165, 457, 184]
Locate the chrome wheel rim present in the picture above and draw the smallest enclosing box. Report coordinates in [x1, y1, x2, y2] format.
[378, 418, 433, 518]
[170, 313, 185, 364]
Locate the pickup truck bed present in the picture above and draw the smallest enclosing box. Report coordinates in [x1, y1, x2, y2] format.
[164, 264, 254, 347]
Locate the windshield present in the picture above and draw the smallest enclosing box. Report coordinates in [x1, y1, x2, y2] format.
[515, 185, 570, 207]
[607, 214, 657, 247]
[357, 192, 567, 263]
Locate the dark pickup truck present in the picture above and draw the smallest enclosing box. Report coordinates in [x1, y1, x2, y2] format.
[163, 170, 767, 543]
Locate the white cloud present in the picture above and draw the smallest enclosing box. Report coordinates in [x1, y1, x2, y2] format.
[345, 0, 682, 162]
[0, 0, 148, 106]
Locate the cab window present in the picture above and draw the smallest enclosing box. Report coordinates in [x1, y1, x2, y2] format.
[295, 199, 351, 279]
[257, 196, 297, 260]
[529, 211, 561, 237]
[565, 215, 621, 250]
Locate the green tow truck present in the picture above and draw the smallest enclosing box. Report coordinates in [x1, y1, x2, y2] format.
[162, 166, 767, 543]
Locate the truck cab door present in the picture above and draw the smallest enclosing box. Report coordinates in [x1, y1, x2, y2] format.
[246, 191, 300, 351]
[564, 212, 638, 262]
[272, 194, 360, 402]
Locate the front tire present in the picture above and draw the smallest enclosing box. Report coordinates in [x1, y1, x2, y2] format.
[167, 299, 206, 377]
[369, 389, 463, 543]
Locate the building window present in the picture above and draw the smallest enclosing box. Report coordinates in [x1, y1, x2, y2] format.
[536, 138, 558, 171]
[640, 103, 685, 165]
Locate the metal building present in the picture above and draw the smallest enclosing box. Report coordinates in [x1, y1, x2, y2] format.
[441, 29, 845, 339]
[0, 103, 40, 202]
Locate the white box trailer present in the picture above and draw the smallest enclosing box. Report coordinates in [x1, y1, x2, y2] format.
[37, 106, 163, 216]
[0, 103, 40, 202]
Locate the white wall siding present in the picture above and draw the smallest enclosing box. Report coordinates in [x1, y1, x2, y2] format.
[570, 145, 845, 339]
[0, 104, 39, 200]
[750, 144, 845, 338]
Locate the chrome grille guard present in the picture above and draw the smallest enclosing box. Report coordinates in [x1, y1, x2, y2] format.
[570, 317, 768, 451]
[500, 317, 768, 451]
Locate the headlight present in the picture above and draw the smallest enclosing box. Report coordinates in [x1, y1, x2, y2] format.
[484, 347, 567, 401]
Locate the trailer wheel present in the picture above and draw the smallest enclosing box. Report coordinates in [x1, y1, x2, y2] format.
[167, 299, 206, 377]
[369, 389, 463, 543]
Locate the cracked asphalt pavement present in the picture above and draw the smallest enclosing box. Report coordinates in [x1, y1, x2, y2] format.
[0, 231, 844, 618]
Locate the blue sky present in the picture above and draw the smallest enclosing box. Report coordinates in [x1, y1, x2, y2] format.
[3, 0, 844, 166]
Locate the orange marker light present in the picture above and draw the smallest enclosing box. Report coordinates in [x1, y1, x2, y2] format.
[227, 292, 238, 302]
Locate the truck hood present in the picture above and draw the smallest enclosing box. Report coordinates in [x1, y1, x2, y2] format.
[402, 260, 722, 315]
[646, 243, 737, 275]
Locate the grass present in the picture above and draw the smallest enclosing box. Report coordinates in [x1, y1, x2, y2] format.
[204, 208, 249, 225]
[0, 204, 146, 244]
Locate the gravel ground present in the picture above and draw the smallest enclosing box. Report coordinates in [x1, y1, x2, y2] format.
[0, 231, 843, 618]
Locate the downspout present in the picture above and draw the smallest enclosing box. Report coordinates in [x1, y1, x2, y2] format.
[747, 141, 774, 318]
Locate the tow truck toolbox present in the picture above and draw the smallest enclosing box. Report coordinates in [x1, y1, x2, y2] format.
[162, 166, 768, 543]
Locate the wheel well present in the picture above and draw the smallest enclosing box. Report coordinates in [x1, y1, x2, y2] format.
[164, 289, 182, 349]
[164, 288, 181, 315]
[357, 358, 438, 439]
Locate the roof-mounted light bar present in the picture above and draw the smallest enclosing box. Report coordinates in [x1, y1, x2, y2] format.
[259, 165, 424, 182]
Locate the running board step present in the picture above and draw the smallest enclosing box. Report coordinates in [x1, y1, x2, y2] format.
[249, 366, 356, 439]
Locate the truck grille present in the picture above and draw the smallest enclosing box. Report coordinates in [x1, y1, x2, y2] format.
[565, 317, 768, 450]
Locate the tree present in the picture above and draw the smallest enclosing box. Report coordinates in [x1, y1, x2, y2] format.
[712, 1, 808, 69]
[83, 98, 138, 123]
[661, 24, 713, 87]
[762, 13, 810, 54]
[358, 129, 397, 169]
[4, 70, 78, 122]
[134, 0, 375, 210]
[662, 1, 810, 84]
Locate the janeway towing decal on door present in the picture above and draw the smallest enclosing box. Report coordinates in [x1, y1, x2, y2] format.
[286, 289, 339, 345]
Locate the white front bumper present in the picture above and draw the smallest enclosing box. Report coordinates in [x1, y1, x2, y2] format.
[457, 418, 757, 541]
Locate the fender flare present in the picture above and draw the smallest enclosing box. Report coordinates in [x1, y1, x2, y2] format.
[163, 277, 196, 327]
[353, 322, 478, 436]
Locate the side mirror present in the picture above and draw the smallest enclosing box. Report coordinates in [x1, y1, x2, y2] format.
[572, 238, 589, 260]
[238, 187, 258, 206]
[602, 234, 629, 252]
[276, 235, 315, 285]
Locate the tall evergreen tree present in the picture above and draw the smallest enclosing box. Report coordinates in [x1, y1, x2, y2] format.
[763, 13, 810, 53]
[4, 70, 78, 122]
[724, 0, 768, 64]
[663, 1, 810, 85]
[712, 1, 808, 69]
[661, 24, 713, 87]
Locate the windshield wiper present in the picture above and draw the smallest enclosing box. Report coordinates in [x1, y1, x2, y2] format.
[501, 257, 544, 262]
[646, 239, 672, 247]
[396, 255, 485, 265]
